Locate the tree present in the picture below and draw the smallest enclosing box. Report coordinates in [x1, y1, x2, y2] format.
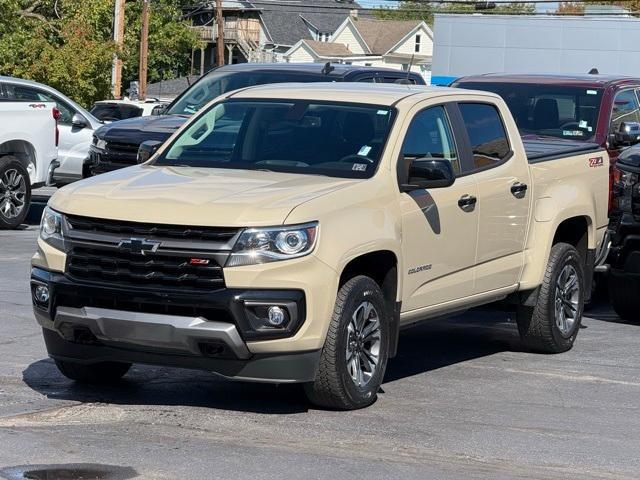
[374, 0, 535, 23]
[0, 0, 201, 107]
[557, 2, 585, 14]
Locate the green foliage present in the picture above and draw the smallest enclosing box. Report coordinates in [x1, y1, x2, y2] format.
[373, 0, 535, 23]
[0, 0, 200, 107]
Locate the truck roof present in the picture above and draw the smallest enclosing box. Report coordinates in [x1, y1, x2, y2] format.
[455, 73, 640, 89]
[229, 82, 498, 106]
[212, 62, 422, 78]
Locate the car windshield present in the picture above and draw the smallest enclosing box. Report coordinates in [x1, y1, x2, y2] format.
[455, 82, 603, 141]
[166, 71, 331, 116]
[155, 100, 395, 179]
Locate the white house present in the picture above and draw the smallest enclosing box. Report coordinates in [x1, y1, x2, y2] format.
[284, 17, 434, 81]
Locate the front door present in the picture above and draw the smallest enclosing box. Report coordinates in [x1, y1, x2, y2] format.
[399, 104, 479, 313]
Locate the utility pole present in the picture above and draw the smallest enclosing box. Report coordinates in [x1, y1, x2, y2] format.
[216, 0, 224, 66]
[139, 0, 150, 100]
[112, 0, 126, 99]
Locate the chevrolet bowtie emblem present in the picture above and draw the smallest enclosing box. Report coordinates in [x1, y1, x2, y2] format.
[118, 238, 161, 256]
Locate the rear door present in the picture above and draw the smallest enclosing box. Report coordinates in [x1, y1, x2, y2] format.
[399, 103, 479, 312]
[456, 102, 531, 293]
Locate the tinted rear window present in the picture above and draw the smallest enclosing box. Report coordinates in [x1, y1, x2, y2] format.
[456, 82, 603, 141]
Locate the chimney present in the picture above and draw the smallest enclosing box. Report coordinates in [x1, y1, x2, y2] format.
[350, 9, 358, 20]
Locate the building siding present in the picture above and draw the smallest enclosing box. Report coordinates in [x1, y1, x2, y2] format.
[332, 23, 368, 54]
[392, 26, 434, 56]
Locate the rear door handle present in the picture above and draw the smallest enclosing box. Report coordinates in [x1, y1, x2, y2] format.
[458, 194, 477, 212]
[511, 182, 528, 197]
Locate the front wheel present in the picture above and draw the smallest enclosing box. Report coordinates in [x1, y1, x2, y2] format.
[55, 360, 131, 384]
[0, 156, 31, 229]
[305, 276, 389, 410]
[517, 243, 585, 353]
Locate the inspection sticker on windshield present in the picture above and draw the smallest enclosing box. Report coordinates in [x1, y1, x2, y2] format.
[587, 90, 598, 95]
[358, 145, 372, 156]
[352, 163, 368, 172]
[579, 120, 588, 128]
[377, 109, 389, 115]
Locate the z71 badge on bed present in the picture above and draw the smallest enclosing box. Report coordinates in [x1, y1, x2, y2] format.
[589, 157, 604, 168]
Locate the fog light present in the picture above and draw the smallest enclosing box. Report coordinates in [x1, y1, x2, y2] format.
[267, 306, 286, 327]
[34, 285, 50, 304]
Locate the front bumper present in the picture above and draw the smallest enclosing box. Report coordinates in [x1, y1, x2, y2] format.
[32, 267, 320, 383]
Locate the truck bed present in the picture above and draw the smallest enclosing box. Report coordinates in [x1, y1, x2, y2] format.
[523, 138, 602, 163]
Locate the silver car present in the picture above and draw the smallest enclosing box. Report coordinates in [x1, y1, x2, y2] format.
[0, 76, 102, 185]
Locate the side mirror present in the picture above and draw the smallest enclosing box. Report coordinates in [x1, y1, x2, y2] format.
[613, 121, 640, 147]
[400, 158, 455, 192]
[71, 113, 89, 129]
[137, 140, 163, 163]
[151, 105, 167, 116]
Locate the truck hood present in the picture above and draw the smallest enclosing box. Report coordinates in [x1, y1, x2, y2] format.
[50, 165, 358, 227]
[95, 115, 188, 145]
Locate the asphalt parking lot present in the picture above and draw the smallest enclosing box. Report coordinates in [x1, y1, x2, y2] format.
[1, 216, 639, 479]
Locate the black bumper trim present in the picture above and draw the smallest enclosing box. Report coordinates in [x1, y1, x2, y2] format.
[43, 328, 320, 383]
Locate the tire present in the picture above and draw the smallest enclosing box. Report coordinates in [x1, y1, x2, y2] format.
[305, 276, 390, 410]
[55, 359, 131, 384]
[516, 242, 585, 353]
[608, 272, 640, 322]
[0, 156, 31, 229]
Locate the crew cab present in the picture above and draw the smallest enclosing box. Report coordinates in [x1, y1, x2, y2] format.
[32, 84, 608, 410]
[452, 74, 640, 315]
[84, 63, 425, 177]
[0, 102, 58, 229]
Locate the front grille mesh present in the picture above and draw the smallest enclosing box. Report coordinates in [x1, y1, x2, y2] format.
[67, 246, 225, 291]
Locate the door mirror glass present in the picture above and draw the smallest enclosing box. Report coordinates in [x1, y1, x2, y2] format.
[151, 104, 167, 116]
[137, 140, 163, 163]
[401, 158, 455, 192]
[71, 113, 89, 129]
[613, 121, 640, 147]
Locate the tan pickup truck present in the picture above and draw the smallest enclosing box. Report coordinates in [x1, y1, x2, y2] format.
[32, 83, 609, 409]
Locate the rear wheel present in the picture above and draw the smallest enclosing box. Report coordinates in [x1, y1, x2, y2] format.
[55, 360, 131, 384]
[305, 276, 389, 410]
[0, 156, 31, 229]
[517, 243, 584, 353]
[608, 272, 640, 322]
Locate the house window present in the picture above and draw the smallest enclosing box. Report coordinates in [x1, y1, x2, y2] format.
[401, 64, 409, 72]
[415, 34, 421, 53]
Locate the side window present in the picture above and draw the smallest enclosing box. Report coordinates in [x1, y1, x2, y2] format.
[33, 90, 75, 125]
[458, 103, 510, 171]
[356, 76, 375, 83]
[401, 105, 460, 175]
[5, 84, 41, 101]
[611, 90, 640, 133]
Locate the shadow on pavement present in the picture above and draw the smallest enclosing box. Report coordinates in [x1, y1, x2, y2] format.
[22, 309, 525, 412]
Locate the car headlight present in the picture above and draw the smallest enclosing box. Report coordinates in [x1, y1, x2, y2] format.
[40, 206, 65, 250]
[226, 222, 318, 267]
[93, 137, 107, 150]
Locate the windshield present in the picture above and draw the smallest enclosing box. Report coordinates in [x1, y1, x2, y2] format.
[455, 82, 603, 141]
[166, 71, 331, 116]
[155, 100, 395, 179]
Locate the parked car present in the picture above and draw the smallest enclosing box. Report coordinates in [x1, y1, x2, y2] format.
[33, 83, 608, 409]
[0, 76, 102, 186]
[608, 145, 640, 319]
[452, 73, 640, 312]
[90, 98, 168, 123]
[0, 101, 58, 229]
[84, 63, 426, 177]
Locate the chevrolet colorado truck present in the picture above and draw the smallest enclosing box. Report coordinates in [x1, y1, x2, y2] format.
[32, 83, 609, 410]
[0, 101, 58, 229]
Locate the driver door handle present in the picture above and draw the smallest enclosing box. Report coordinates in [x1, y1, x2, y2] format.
[511, 182, 528, 197]
[458, 194, 477, 212]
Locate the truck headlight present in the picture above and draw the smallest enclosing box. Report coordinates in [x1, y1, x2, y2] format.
[40, 206, 65, 250]
[226, 222, 318, 267]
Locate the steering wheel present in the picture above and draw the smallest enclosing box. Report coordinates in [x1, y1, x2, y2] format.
[338, 154, 374, 164]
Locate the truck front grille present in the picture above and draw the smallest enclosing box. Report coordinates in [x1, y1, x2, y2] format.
[66, 214, 238, 242]
[67, 246, 226, 292]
